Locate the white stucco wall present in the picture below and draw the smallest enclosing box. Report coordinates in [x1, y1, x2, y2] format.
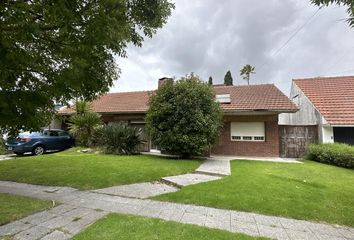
[321, 126, 334, 143]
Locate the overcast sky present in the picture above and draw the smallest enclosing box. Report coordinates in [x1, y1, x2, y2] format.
[111, 0, 354, 95]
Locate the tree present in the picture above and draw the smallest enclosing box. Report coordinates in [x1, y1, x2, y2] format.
[146, 74, 222, 157]
[224, 70, 233, 85]
[208, 76, 213, 85]
[0, 0, 174, 135]
[240, 64, 256, 85]
[68, 100, 102, 147]
[311, 0, 354, 27]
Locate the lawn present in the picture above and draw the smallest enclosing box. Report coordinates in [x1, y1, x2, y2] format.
[155, 160, 354, 227]
[0, 193, 52, 225]
[0, 149, 200, 190]
[72, 213, 267, 240]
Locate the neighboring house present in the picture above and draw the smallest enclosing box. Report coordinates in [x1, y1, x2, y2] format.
[279, 76, 354, 145]
[58, 78, 298, 157]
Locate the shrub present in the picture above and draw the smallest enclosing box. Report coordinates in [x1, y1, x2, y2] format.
[99, 123, 143, 155]
[68, 100, 102, 147]
[0, 138, 7, 155]
[145, 74, 222, 158]
[307, 143, 354, 169]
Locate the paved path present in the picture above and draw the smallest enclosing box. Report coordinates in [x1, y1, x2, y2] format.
[211, 155, 301, 163]
[196, 157, 231, 176]
[0, 181, 353, 240]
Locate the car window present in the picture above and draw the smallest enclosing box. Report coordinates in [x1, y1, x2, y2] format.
[49, 131, 59, 137]
[19, 132, 42, 138]
[58, 131, 69, 136]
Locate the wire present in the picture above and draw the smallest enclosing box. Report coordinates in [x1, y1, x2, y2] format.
[257, 7, 322, 72]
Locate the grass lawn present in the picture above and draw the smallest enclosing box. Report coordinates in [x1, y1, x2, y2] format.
[0, 149, 200, 190]
[0, 193, 52, 225]
[72, 213, 267, 240]
[155, 160, 354, 227]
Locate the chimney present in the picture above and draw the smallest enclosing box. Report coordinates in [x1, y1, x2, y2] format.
[158, 77, 173, 88]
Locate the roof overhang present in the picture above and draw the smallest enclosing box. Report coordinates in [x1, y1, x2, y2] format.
[222, 109, 298, 115]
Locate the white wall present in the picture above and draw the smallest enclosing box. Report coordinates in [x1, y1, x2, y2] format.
[321, 126, 334, 143]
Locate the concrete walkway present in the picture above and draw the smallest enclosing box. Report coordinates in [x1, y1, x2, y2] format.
[0, 181, 353, 240]
[211, 155, 301, 163]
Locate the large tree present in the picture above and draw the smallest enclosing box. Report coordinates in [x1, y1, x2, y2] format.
[0, 0, 174, 135]
[311, 0, 354, 27]
[224, 70, 233, 85]
[240, 64, 256, 85]
[146, 74, 222, 157]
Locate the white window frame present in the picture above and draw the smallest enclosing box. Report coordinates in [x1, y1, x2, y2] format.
[230, 122, 265, 142]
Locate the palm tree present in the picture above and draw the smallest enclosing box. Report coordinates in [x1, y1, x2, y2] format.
[240, 64, 255, 85]
[68, 100, 101, 147]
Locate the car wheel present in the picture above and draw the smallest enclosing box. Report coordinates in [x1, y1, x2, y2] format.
[32, 145, 46, 155]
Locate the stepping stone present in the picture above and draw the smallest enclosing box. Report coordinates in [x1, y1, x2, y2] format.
[92, 182, 178, 199]
[195, 158, 231, 176]
[161, 173, 222, 188]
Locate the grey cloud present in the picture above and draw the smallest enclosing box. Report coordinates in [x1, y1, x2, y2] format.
[112, 0, 354, 95]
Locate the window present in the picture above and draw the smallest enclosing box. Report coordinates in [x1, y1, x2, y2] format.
[230, 122, 265, 141]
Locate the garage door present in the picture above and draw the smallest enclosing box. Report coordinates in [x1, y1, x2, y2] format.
[333, 127, 354, 145]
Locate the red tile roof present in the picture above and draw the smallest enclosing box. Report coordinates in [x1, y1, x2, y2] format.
[213, 84, 298, 112]
[294, 76, 354, 125]
[59, 84, 298, 114]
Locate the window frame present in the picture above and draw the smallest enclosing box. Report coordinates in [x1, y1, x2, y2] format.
[230, 122, 265, 142]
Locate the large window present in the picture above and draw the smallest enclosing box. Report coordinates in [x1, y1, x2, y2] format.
[230, 122, 265, 141]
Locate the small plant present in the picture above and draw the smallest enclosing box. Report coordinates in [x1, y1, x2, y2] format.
[99, 123, 143, 155]
[307, 143, 354, 169]
[68, 100, 102, 147]
[0, 137, 8, 155]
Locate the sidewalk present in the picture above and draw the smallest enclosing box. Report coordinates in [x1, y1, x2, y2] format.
[0, 180, 353, 240]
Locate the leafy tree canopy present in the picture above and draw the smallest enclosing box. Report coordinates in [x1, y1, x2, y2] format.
[224, 70, 233, 85]
[311, 0, 354, 27]
[0, 0, 174, 135]
[146, 74, 222, 157]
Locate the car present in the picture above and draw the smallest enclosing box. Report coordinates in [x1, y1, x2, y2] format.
[5, 129, 75, 156]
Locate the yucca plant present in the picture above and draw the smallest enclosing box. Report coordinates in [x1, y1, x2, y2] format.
[68, 100, 102, 147]
[100, 123, 143, 155]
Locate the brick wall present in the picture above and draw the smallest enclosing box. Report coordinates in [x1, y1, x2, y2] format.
[211, 114, 279, 157]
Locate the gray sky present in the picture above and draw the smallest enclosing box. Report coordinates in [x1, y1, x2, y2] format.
[111, 0, 354, 95]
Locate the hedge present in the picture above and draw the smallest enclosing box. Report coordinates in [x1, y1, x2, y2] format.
[307, 143, 354, 169]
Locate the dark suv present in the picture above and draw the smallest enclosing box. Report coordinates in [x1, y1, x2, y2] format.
[5, 129, 75, 156]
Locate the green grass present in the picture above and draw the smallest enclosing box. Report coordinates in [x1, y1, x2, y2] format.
[0, 149, 200, 190]
[155, 160, 354, 227]
[72, 213, 267, 240]
[0, 193, 52, 225]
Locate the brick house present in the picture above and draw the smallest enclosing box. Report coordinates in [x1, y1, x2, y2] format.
[58, 78, 298, 157]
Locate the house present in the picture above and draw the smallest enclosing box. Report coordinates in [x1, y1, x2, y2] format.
[279, 76, 354, 145]
[58, 78, 298, 157]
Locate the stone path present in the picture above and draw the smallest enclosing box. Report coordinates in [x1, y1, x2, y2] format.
[92, 182, 179, 199]
[0, 181, 353, 240]
[161, 173, 222, 188]
[195, 157, 231, 176]
[211, 155, 301, 163]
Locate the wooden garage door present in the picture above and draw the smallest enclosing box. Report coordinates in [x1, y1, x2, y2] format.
[279, 125, 318, 158]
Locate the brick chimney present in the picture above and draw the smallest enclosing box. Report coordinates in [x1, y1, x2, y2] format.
[158, 77, 173, 88]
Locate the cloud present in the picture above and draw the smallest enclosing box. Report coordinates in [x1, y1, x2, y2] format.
[112, 0, 354, 95]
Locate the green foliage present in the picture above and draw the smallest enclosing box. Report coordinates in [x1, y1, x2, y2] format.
[208, 76, 213, 85]
[98, 123, 143, 155]
[68, 101, 102, 147]
[146, 74, 222, 157]
[240, 64, 256, 85]
[0, 0, 174, 135]
[224, 70, 233, 85]
[0, 138, 7, 155]
[311, 0, 354, 27]
[307, 143, 354, 169]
